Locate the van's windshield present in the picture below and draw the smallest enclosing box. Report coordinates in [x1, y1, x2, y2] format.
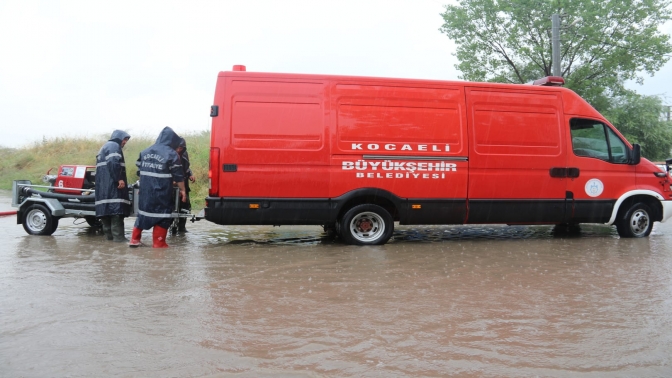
[570, 119, 628, 163]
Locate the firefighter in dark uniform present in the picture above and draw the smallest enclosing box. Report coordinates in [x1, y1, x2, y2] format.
[129, 126, 186, 248]
[175, 137, 195, 233]
[95, 130, 131, 242]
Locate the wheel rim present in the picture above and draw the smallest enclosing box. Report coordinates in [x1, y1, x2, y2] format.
[349, 211, 385, 242]
[26, 209, 47, 232]
[630, 209, 650, 237]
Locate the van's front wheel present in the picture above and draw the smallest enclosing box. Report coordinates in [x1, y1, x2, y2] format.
[616, 202, 653, 238]
[340, 204, 393, 245]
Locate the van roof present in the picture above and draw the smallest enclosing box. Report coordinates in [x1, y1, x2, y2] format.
[217, 67, 603, 120]
[220, 68, 564, 91]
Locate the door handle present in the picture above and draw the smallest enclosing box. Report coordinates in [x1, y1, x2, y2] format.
[549, 167, 567, 178]
[549, 167, 580, 178]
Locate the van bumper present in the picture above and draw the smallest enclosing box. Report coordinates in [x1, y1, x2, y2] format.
[204, 197, 333, 225]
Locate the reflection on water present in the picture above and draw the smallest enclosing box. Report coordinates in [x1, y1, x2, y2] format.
[204, 223, 614, 246]
[1, 202, 672, 377]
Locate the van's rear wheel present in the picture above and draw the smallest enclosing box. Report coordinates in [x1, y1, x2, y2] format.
[22, 204, 57, 236]
[339, 204, 393, 245]
[616, 202, 653, 238]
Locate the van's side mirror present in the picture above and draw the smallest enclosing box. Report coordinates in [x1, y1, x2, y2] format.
[629, 144, 641, 165]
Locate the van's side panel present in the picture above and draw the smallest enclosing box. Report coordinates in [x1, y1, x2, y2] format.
[465, 88, 568, 223]
[329, 81, 469, 224]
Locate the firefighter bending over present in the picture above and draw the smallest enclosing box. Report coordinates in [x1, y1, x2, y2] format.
[95, 130, 131, 242]
[175, 137, 195, 233]
[129, 126, 186, 248]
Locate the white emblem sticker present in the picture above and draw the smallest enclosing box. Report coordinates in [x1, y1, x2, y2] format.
[585, 179, 604, 197]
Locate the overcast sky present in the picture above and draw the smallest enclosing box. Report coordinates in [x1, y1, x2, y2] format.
[1, 0, 670, 148]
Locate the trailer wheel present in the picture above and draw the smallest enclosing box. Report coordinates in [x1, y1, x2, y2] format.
[22, 204, 57, 236]
[616, 202, 653, 238]
[339, 204, 394, 245]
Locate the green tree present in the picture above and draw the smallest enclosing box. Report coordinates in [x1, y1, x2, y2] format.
[439, 0, 672, 108]
[604, 92, 672, 160]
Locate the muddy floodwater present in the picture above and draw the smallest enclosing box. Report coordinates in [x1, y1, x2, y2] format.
[1, 193, 672, 377]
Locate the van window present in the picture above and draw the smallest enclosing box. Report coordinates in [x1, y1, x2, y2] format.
[607, 128, 628, 163]
[570, 119, 628, 163]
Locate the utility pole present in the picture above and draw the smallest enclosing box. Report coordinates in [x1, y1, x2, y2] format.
[551, 14, 561, 77]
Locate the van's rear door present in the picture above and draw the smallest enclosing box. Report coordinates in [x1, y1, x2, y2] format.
[219, 78, 330, 199]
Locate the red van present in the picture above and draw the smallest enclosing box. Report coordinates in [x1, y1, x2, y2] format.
[205, 66, 672, 245]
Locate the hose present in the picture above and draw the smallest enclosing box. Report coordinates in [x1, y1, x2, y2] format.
[21, 187, 96, 202]
[61, 203, 96, 211]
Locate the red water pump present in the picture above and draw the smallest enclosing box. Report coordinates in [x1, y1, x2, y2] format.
[43, 165, 96, 194]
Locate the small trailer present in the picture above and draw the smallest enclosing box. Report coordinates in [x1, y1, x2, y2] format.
[12, 165, 199, 236]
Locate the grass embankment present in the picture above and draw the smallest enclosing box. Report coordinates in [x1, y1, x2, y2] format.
[0, 131, 211, 210]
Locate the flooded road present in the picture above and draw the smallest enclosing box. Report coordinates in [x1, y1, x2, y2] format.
[1, 192, 672, 377]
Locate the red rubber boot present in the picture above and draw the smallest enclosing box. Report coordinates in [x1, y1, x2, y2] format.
[152, 226, 169, 248]
[129, 227, 143, 248]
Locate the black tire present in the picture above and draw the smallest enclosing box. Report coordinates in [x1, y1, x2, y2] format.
[616, 202, 653, 238]
[321, 224, 338, 240]
[51, 217, 60, 234]
[339, 204, 394, 245]
[85, 216, 102, 229]
[22, 204, 57, 236]
[552, 223, 581, 235]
